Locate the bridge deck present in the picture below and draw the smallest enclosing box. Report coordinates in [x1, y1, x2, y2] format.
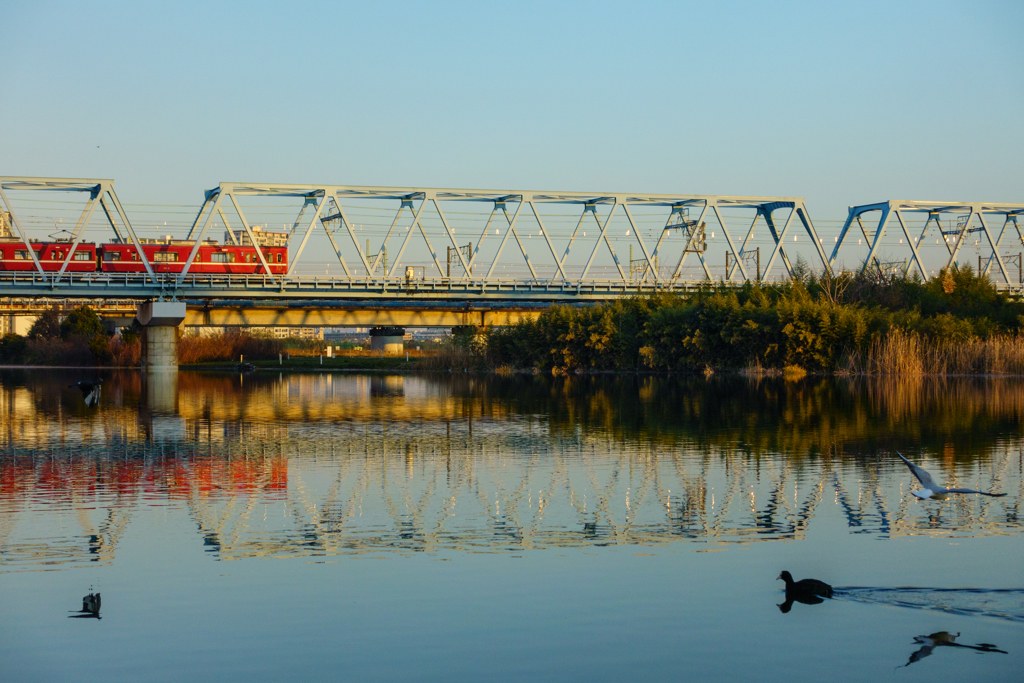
[0, 272, 708, 301]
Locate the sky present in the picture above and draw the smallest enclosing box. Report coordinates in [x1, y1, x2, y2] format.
[1, 0, 1022, 258]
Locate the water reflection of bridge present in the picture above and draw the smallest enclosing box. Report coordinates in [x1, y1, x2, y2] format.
[1, 422, 1019, 570]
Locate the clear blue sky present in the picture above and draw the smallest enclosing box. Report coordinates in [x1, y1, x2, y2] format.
[2, 0, 1021, 224]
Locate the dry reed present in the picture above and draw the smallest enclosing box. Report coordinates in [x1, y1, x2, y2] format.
[419, 346, 476, 372]
[108, 338, 140, 366]
[847, 329, 1024, 375]
[178, 331, 284, 364]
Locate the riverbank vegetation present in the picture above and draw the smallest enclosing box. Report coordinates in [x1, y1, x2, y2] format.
[0, 305, 140, 366]
[482, 267, 1024, 375]
[4, 266, 1024, 375]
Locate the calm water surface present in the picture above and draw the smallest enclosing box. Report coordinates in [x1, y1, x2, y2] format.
[1, 370, 1022, 681]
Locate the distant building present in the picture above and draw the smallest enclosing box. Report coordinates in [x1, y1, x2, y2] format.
[1, 212, 12, 238]
[323, 327, 370, 342]
[1, 314, 34, 336]
[250, 326, 323, 340]
[224, 226, 289, 247]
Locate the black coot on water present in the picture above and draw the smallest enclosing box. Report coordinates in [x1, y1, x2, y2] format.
[777, 571, 833, 613]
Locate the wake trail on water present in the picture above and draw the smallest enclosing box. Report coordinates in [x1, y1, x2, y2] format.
[834, 587, 1024, 623]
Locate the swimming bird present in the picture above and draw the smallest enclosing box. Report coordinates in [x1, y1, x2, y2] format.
[896, 452, 1007, 499]
[778, 571, 833, 598]
[69, 378, 103, 407]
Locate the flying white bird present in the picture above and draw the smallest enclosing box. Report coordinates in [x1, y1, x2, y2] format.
[896, 451, 1006, 499]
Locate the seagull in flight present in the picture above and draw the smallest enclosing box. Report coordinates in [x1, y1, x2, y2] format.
[896, 452, 1006, 499]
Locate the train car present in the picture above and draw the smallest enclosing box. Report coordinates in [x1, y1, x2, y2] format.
[0, 239, 99, 272]
[99, 238, 288, 275]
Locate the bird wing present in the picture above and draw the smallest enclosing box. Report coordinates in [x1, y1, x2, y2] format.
[896, 452, 939, 490]
[944, 488, 1006, 497]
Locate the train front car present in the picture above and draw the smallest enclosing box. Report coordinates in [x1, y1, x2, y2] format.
[0, 240, 98, 272]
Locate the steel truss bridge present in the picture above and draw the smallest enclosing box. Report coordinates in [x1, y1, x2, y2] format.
[2, 177, 1023, 326]
[832, 200, 1024, 283]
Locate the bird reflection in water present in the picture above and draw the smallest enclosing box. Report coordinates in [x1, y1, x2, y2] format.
[898, 632, 1006, 669]
[70, 379, 103, 407]
[68, 592, 101, 619]
[777, 591, 826, 613]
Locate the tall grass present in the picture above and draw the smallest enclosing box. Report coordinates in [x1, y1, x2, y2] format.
[178, 331, 284, 364]
[847, 329, 1024, 375]
[108, 337, 141, 366]
[419, 346, 477, 372]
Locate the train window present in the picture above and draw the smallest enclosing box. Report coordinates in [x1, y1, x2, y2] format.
[104, 252, 122, 261]
[277, 253, 283, 263]
[15, 250, 30, 260]
[211, 252, 236, 263]
[131, 252, 139, 260]
[73, 252, 91, 261]
[154, 252, 178, 262]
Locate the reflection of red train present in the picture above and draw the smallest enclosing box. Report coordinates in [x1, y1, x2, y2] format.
[0, 235, 288, 274]
[0, 455, 288, 503]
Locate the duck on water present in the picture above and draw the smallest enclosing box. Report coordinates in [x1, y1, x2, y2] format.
[777, 571, 833, 613]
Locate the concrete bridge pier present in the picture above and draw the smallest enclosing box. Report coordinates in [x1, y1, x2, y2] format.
[137, 301, 186, 372]
[369, 326, 405, 355]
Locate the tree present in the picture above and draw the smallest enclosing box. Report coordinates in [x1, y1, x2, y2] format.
[60, 306, 106, 340]
[0, 333, 27, 363]
[28, 306, 62, 339]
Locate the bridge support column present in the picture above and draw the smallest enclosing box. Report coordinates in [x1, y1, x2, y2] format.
[137, 301, 186, 372]
[369, 326, 405, 355]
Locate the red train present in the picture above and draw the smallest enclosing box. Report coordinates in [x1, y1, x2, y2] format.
[0, 236, 288, 275]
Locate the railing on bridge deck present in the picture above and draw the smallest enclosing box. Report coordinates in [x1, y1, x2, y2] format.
[0, 271, 711, 301]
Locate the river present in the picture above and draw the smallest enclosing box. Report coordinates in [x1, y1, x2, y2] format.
[1, 369, 1022, 681]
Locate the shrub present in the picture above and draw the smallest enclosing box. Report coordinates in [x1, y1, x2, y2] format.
[485, 267, 1024, 375]
[0, 333, 27, 363]
[60, 306, 106, 340]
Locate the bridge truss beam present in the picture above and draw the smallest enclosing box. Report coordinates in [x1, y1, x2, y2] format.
[0, 177, 156, 277]
[829, 200, 1024, 283]
[183, 183, 832, 285]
